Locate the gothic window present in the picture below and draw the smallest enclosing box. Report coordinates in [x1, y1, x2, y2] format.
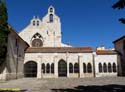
[108, 63, 112, 73]
[83, 63, 87, 73]
[113, 63, 117, 72]
[87, 63, 92, 73]
[51, 63, 54, 73]
[50, 14, 53, 22]
[46, 63, 50, 73]
[32, 33, 43, 47]
[74, 63, 79, 73]
[69, 63, 73, 73]
[99, 63, 102, 73]
[42, 63, 45, 73]
[103, 63, 107, 73]
[35, 33, 42, 38]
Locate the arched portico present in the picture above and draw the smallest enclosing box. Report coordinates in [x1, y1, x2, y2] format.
[24, 61, 37, 77]
[58, 59, 67, 77]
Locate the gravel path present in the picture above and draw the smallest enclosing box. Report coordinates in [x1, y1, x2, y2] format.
[0, 77, 125, 92]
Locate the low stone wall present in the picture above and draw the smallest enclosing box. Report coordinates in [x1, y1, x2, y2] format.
[42, 74, 55, 78]
[96, 72, 117, 77]
[69, 73, 79, 78]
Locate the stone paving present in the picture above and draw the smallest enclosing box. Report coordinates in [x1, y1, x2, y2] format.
[0, 77, 125, 92]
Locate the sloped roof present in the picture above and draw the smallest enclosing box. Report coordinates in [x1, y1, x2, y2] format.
[26, 47, 93, 53]
[8, 25, 29, 48]
[96, 50, 117, 55]
[113, 36, 125, 43]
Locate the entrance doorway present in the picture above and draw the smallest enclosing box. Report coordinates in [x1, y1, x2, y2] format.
[58, 60, 67, 77]
[24, 61, 37, 77]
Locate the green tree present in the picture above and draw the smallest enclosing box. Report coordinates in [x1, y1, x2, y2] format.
[0, 0, 9, 65]
[112, 0, 125, 24]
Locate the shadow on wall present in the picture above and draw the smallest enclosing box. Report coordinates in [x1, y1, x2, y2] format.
[51, 84, 125, 92]
[0, 63, 5, 74]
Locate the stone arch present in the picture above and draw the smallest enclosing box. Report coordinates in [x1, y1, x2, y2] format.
[50, 7, 53, 12]
[74, 63, 79, 73]
[58, 59, 67, 77]
[49, 14, 53, 22]
[99, 63, 103, 73]
[37, 20, 39, 26]
[87, 63, 92, 73]
[103, 63, 107, 73]
[48, 6, 55, 14]
[46, 63, 50, 73]
[42, 63, 45, 73]
[51, 63, 54, 73]
[24, 61, 37, 77]
[69, 63, 73, 73]
[83, 63, 87, 73]
[108, 63, 112, 73]
[113, 63, 117, 72]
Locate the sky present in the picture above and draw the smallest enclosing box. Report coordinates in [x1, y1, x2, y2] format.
[6, 0, 125, 49]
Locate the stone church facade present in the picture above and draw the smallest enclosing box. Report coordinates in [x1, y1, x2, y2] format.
[19, 6, 118, 78]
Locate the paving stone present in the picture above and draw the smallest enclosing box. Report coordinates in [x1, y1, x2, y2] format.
[0, 77, 125, 92]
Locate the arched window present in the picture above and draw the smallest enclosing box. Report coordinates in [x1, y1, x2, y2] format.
[46, 63, 50, 73]
[74, 63, 79, 73]
[99, 63, 102, 73]
[33, 21, 35, 26]
[103, 63, 107, 73]
[37, 21, 39, 26]
[50, 14, 53, 22]
[83, 63, 87, 73]
[69, 63, 73, 73]
[50, 8, 53, 13]
[108, 63, 112, 73]
[87, 63, 92, 73]
[42, 63, 45, 73]
[113, 63, 117, 72]
[51, 63, 54, 73]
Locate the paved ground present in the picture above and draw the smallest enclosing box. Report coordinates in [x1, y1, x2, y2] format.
[0, 77, 125, 92]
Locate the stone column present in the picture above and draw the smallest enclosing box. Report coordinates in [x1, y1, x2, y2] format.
[66, 56, 70, 77]
[78, 55, 83, 78]
[54, 55, 58, 78]
[37, 56, 42, 79]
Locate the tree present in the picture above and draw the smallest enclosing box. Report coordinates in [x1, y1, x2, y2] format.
[112, 0, 125, 24]
[0, 0, 9, 65]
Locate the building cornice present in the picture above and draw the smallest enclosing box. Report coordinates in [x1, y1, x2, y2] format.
[26, 47, 93, 53]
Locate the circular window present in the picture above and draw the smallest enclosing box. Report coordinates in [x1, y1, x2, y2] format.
[32, 39, 43, 47]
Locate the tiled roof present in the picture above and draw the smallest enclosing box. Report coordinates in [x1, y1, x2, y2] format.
[96, 50, 117, 55]
[113, 36, 125, 43]
[26, 47, 93, 53]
